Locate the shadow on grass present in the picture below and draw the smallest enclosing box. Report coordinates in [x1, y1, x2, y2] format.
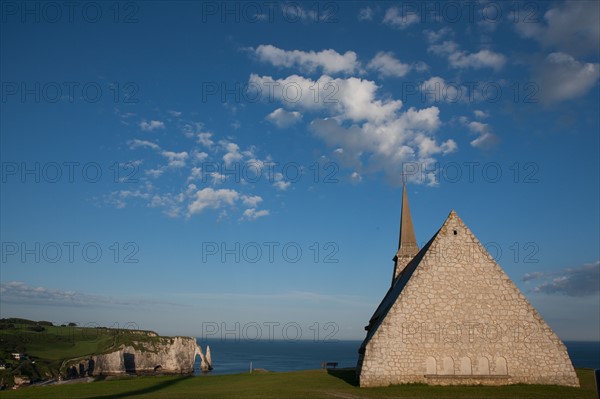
[327, 368, 359, 387]
[89, 375, 192, 399]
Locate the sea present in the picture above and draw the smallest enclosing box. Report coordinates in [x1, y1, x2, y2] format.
[194, 339, 600, 375]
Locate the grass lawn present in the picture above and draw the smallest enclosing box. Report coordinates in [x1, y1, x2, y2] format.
[0, 368, 596, 399]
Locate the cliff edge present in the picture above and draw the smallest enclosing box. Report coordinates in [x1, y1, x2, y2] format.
[64, 336, 211, 377]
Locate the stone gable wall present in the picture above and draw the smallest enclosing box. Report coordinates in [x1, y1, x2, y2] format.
[359, 212, 579, 387]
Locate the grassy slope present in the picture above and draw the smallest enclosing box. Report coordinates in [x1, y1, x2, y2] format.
[0, 369, 596, 399]
[0, 323, 159, 382]
[11, 326, 114, 357]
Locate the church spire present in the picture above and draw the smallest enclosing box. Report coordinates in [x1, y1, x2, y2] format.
[398, 180, 417, 250]
[392, 177, 419, 283]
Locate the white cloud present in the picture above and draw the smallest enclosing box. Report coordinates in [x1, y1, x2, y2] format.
[401, 106, 441, 131]
[252, 44, 360, 74]
[168, 110, 182, 117]
[194, 151, 209, 162]
[350, 171, 362, 183]
[105, 189, 151, 209]
[185, 184, 197, 196]
[358, 7, 373, 21]
[426, 29, 505, 71]
[187, 188, 240, 216]
[383, 6, 419, 29]
[182, 123, 215, 149]
[535, 52, 599, 104]
[241, 195, 263, 207]
[128, 139, 160, 150]
[273, 172, 291, 191]
[524, 260, 600, 297]
[117, 123, 282, 221]
[116, 110, 136, 124]
[367, 51, 411, 78]
[187, 167, 202, 182]
[146, 168, 165, 178]
[240, 208, 270, 221]
[249, 74, 402, 123]
[197, 132, 214, 148]
[515, 1, 600, 57]
[137, 174, 268, 219]
[217, 210, 228, 222]
[427, 40, 459, 56]
[473, 110, 489, 119]
[251, 73, 457, 185]
[209, 172, 227, 185]
[139, 120, 165, 131]
[310, 108, 456, 184]
[114, 190, 150, 199]
[266, 108, 303, 128]
[424, 27, 453, 43]
[221, 141, 243, 166]
[161, 151, 189, 168]
[414, 61, 429, 72]
[448, 48, 506, 70]
[149, 192, 184, 217]
[0, 281, 83, 305]
[470, 131, 497, 150]
[414, 134, 457, 157]
[0, 281, 180, 307]
[163, 207, 182, 218]
[429, 41, 506, 70]
[128, 138, 192, 170]
[466, 120, 499, 149]
[420, 76, 465, 103]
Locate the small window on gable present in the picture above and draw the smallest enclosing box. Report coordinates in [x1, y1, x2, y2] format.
[453, 230, 457, 235]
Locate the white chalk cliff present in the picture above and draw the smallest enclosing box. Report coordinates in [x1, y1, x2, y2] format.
[65, 336, 212, 376]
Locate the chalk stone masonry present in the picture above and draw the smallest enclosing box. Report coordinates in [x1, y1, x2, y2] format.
[357, 186, 579, 388]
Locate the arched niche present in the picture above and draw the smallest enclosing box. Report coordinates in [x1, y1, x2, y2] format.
[425, 356, 437, 375]
[474, 356, 490, 375]
[459, 356, 472, 375]
[441, 356, 454, 375]
[495, 356, 508, 375]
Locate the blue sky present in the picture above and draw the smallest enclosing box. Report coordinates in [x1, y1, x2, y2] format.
[1, 1, 599, 341]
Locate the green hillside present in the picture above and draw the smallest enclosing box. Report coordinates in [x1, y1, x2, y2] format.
[0, 318, 159, 387]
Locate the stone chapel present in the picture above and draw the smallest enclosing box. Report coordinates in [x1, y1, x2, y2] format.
[356, 184, 579, 387]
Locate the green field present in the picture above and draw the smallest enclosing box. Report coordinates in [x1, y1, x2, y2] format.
[0, 368, 597, 399]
